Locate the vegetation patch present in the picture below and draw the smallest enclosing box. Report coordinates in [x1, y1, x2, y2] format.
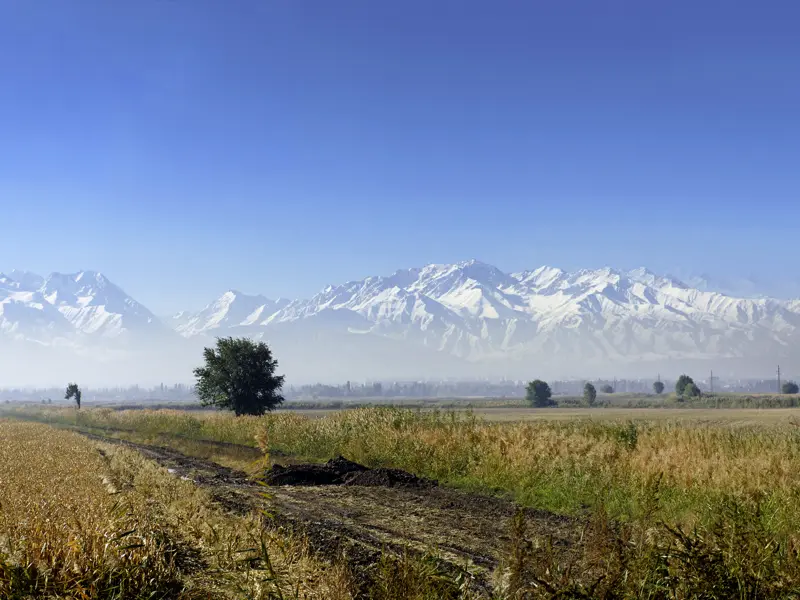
[0, 420, 348, 599]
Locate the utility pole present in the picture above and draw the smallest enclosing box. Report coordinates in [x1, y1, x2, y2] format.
[778, 365, 781, 394]
[710, 370, 714, 394]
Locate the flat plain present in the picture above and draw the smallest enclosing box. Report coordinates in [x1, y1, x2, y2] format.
[282, 405, 800, 425]
[3, 402, 800, 598]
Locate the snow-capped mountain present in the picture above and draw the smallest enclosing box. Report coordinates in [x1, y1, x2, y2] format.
[2, 261, 800, 384]
[172, 291, 290, 337]
[174, 260, 800, 378]
[667, 270, 800, 300]
[0, 270, 165, 341]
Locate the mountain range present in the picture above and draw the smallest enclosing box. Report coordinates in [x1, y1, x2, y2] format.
[1, 262, 799, 385]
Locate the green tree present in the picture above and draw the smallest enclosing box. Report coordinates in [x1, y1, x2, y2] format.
[684, 382, 701, 398]
[675, 374, 695, 397]
[526, 380, 553, 407]
[782, 381, 800, 394]
[583, 382, 597, 406]
[653, 381, 665, 394]
[193, 337, 285, 416]
[64, 383, 82, 409]
[601, 384, 614, 394]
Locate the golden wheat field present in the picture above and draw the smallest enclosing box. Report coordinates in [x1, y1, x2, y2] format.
[4, 406, 800, 597]
[0, 421, 349, 599]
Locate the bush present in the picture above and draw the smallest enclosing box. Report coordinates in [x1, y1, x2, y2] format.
[601, 384, 614, 394]
[653, 381, 665, 394]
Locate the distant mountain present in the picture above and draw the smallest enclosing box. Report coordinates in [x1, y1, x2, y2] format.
[0, 270, 165, 341]
[668, 270, 800, 300]
[172, 291, 290, 337]
[2, 262, 800, 385]
[175, 260, 800, 379]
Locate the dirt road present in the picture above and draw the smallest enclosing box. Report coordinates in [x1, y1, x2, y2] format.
[83, 433, 580, 595]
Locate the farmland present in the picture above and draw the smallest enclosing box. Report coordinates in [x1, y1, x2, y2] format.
[2, 404, 800, 597]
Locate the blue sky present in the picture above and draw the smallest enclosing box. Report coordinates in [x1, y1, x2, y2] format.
[1, 1, 799, 313]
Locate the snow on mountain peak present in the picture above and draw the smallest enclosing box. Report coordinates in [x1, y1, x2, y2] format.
[0, 269, 163, 340]
[175, 289, 289, 336]
[3, 261, 800, 381]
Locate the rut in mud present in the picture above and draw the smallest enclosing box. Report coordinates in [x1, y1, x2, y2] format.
[82, 433, 581, 596]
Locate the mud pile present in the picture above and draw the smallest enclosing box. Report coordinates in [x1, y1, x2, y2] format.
[265, 456, 436, 489]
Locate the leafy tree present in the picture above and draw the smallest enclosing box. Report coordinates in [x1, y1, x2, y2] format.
[194, 337, 285, 416]
[684, 382, 701, 398]
[782, 381, 800, 395]
[526, 380, 553, 407]
[65, 383, 82, 409]
[601, 384, 614, 394]
[675, 374, 695, 397]
[653, 381, 665, 394]
[583, 382, 597, 406]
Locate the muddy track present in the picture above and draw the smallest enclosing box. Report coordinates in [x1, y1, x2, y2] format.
[82, 433, 580, 595]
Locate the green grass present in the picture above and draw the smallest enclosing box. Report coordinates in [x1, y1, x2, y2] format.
[6, 404, 800, 596]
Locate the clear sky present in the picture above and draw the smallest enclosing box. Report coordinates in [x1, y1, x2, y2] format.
[1, 1, 799, 313]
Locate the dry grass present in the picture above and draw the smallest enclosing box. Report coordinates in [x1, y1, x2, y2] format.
[0, 421, 185, 598]
[465, 406, 800, 424]
[6, 405, 800, 596]
[0, 420, 350, 599]
[6, 404, 800, 525]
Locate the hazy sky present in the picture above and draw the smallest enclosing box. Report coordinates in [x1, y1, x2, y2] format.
[2, 1, 799, 313]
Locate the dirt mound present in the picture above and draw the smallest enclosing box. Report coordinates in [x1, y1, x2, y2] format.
[264, 456, 368, 486]
[265, 463, 344, 486]
[343, 467, 436, 489]
[264, 457, 436, 489]
[326, 456, 369, 475]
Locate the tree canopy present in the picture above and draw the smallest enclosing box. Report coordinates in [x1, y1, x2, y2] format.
[684, 382, 701, 398]
[526, 380, 553, 407]
[583, 382, 597, 406]
[600, 384, 614, 394]
[782, 381, 800, 395]
[65, 383, 81, 409]
[675, 374, 695, 397]
[193, 337, 285, 416]
[653, 381, 665, 395]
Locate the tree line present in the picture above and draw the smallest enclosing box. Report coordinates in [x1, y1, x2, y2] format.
[59, 337, 800, 415]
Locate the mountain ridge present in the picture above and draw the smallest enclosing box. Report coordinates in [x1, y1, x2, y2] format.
[1, 262, 799, 384]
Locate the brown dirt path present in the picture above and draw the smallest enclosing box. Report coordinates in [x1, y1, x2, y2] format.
[81, 433, 581, 595]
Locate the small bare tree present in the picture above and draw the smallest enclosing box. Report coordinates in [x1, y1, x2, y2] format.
[65, 383, 82, 409]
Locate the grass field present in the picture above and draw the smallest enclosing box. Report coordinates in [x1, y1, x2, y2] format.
[0, 421, 349, 599]
[283, 405, 800, 424]
[3, 404, 800, 597]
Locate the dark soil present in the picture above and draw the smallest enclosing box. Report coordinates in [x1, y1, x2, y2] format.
[265, 456, 436, 489]
[80, 433, 581, 598]
[343, 466, 437, 488]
